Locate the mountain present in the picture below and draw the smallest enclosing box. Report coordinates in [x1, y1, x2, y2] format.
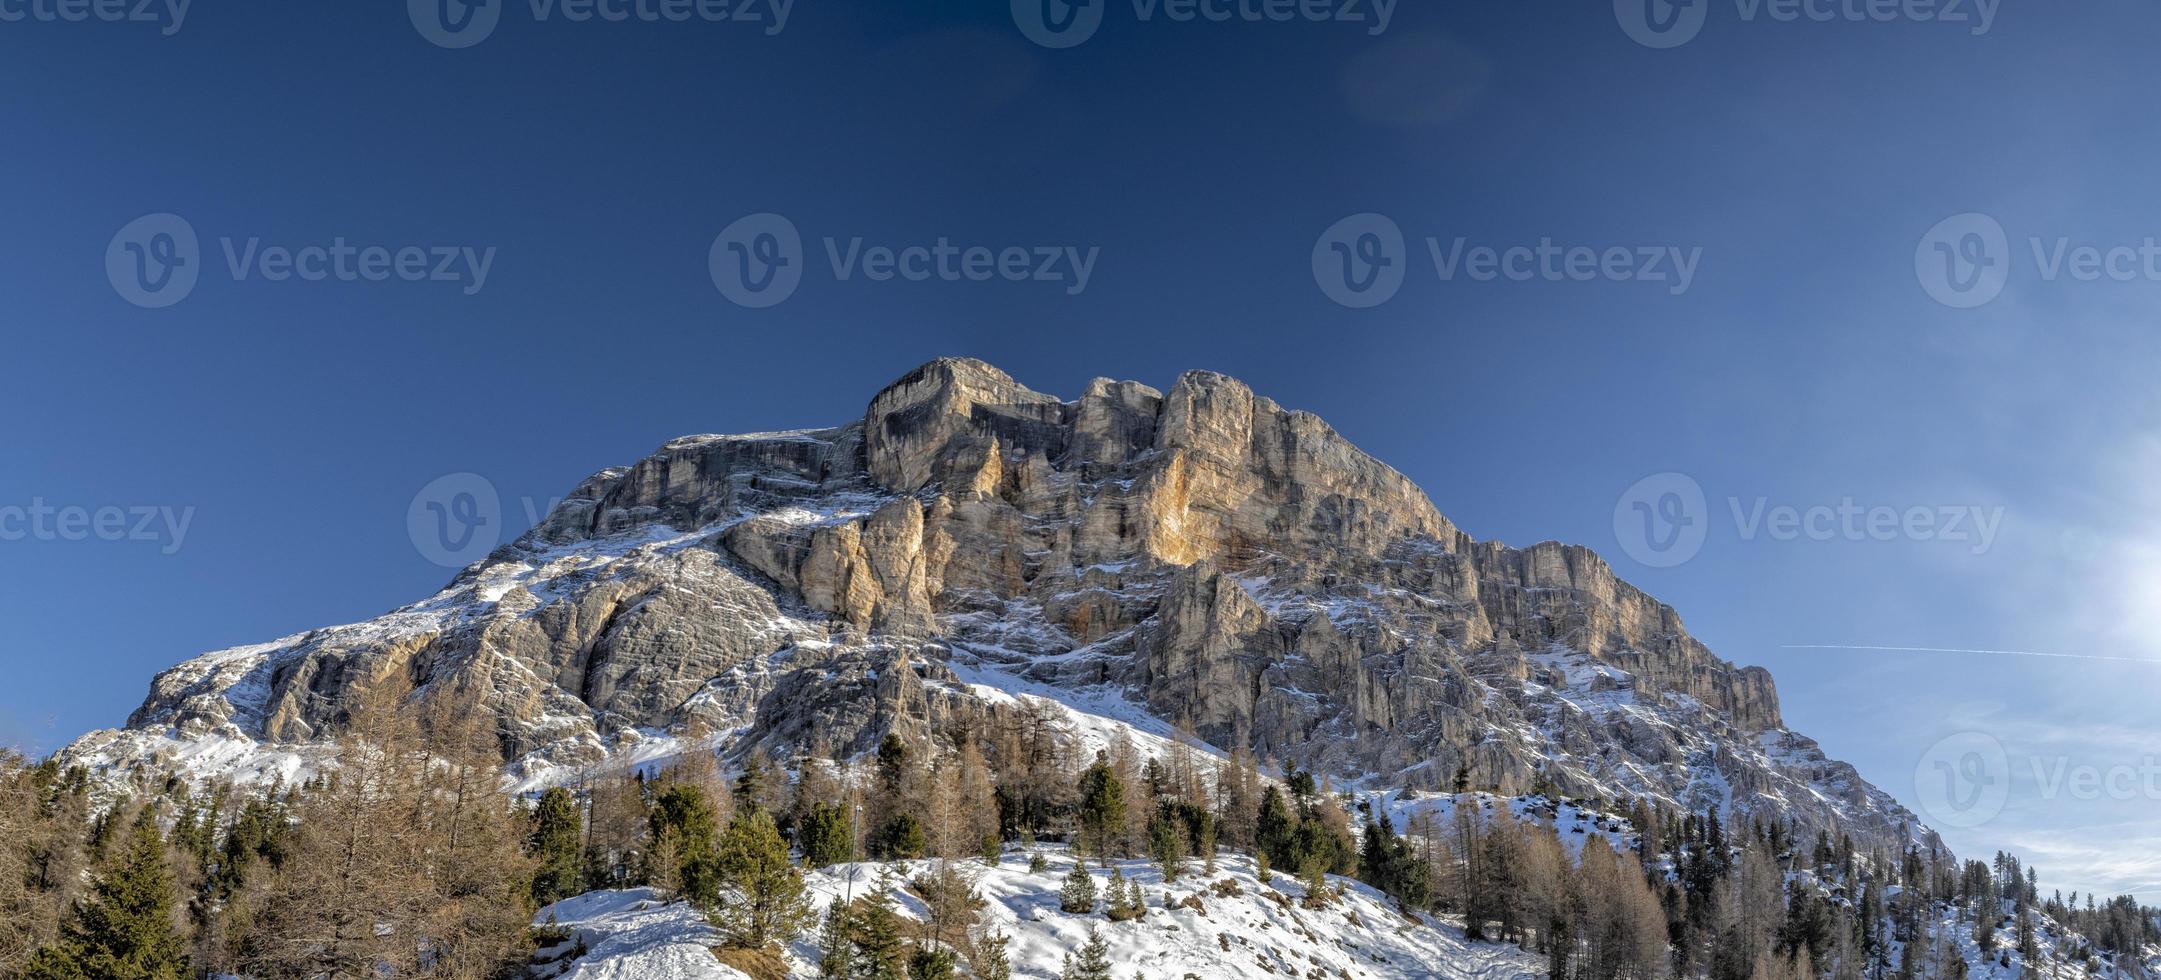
[62, 357, 1933, 857]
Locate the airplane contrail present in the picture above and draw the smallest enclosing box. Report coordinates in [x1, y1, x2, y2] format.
[1780, 644, 2161, 665]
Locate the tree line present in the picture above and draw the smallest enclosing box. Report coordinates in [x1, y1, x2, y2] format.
[3, 690, 2156, 980]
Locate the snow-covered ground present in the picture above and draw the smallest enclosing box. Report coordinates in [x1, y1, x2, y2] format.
[535, 848, 1543, 980]
[1907, 896, 2159, 980]
[1370, 791, 1639, 861]
[534, 889, 734, 979]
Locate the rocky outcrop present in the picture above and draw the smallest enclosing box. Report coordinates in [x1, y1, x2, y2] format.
[66, 357, 1933, 857]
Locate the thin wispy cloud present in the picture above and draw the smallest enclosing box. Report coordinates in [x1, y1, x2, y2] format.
[1781, 644, 2161, 665]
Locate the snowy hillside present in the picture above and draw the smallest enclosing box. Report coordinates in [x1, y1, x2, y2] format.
[533, 849, 1542, 980]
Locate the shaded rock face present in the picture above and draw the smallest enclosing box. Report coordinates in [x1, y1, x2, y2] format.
[72, 357, 1931, 856]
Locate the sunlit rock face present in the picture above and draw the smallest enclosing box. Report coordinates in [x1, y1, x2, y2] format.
[68, 356, 1932, 856]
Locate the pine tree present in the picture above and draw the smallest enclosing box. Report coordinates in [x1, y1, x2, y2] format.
[709, 808, 815, 950]
[871, 812, 927, 861]
[850, 871, 908, 980]
[1147, 806, 1188, 882]
[1060, 861, 1098, 914]
[734, 747, 789, 816]
[530, 786, 586, 907]
[1076, 754, 1127, 867]
[967, 926, 1012, 980]
[1062, 928, 1114, 980]
[1256, 785, 1298, 873]
[25, 815, 187, 980]
[907, 944, 956, 980]
[1105, 866, 1140, 921]
[817, 897, 856, 979]
[651, 782, 723, 905]
[801, 801, 857, 868]
[1299, 854, 1332, 909]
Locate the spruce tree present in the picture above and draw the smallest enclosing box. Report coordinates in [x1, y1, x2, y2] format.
[26, 815, 187, 980]
[529, 786, 586, 907]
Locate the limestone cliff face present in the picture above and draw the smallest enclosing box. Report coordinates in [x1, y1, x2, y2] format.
[69, 357, 1928, 855]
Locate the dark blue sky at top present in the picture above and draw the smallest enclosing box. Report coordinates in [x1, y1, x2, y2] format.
[6, 0, 2161, 894]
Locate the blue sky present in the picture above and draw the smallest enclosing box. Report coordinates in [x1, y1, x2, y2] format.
[5, 0, 2159, 897]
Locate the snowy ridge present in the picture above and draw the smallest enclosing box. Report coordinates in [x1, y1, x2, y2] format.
[66, 520, 777, 793]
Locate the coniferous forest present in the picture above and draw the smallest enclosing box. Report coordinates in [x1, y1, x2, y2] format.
[2, 690, 2155, 980]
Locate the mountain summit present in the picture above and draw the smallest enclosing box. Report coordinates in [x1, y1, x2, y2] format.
[65, 357, 1931, 854]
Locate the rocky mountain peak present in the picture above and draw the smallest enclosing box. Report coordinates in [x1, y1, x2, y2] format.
[66, 358, 1928, 858]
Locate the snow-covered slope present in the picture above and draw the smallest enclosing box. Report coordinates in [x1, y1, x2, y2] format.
[534, 849, 1542, 980]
